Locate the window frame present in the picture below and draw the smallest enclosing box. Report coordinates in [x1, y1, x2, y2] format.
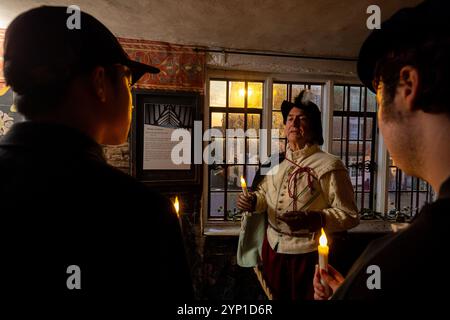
[207, 78, 264, 221]
[332, 84, 378, 212]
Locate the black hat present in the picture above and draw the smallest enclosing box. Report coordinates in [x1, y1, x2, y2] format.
[357, 0, 450, 93]
[281, 90, 324, 145]
[3, 6, 159, 94]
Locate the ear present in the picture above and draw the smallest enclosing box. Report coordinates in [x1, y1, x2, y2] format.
[91, 66, 107, 103]
[398, 66, 419, 112]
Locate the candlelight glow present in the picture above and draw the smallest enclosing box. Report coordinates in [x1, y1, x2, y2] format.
[174, 196, 180, 218]
[240, 176, 247, 189]
[319, 228, 328, 247]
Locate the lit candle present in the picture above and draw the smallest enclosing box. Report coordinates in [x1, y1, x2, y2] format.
[240, 176, 249, 197]
[173, 196, 183, 231]
[174, 196, 180, 218]
[318, 228, 330, 294]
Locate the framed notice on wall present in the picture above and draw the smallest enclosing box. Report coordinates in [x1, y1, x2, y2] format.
[131, 90, 201, 186]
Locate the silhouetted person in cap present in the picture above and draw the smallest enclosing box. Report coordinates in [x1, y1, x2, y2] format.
[0, 6, 192, 304]
[313, 0, 450, 300]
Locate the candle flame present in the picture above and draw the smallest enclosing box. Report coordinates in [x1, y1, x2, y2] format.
[174, 196, 180, 218]
[319, 228, 328, 247]
[240, 176, 247, 189]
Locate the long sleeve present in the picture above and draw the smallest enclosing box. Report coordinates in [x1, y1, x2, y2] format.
[318, 169, 359, 232]
[253, 175, 269, 214]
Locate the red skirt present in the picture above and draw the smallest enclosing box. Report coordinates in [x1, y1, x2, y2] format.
[261, 235, 316, 300]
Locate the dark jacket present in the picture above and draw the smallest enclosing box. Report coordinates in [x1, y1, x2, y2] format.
[332, 177, 449, 300]
[0, 121, 193, 303]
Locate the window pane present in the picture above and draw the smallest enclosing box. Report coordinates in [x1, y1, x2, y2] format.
[388, 167, 398, 191]
[399, 194, 412, 213]
[227, 165, 244, 191]
[248, 82, 263, 108]
[205, 137, 225, 165]
[226, 192, 240, 220]
[210, 166, 225, 191]
[211, 112, 226, 135]
[273, 83, 287, 110]
[247, 113, 260, 135]
[388, 154, 434, 217]
[388, 191, 397, 212]
[310, 85, 323, 109]
[291, 84, 305, 102]
[419, 179, 429, 192]
[247, 138, 259, 164]
[363, 142, 372, 161]
[246, 165, 259, 189]
[226, 137, 245, 164]
[350, 87, 361, 111]
[229, 81, 245, 108]
[349, 117, 359, 140]
[362, 193, 370, 210]
[272, 111, 285, 138]
[334, 85, 344, 111]
[210, 192, 224, 217]
[331, 140, 341, 157]
[367, 90, 377, 112]
[365, 118, 373, 140]
[228, 113, 245, 130]
[332, 117, 342, 139]
[210, 80, 226, 107]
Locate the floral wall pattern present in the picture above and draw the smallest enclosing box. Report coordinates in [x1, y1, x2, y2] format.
[118, 37, 205, 92]
[0, 87, 24, 137]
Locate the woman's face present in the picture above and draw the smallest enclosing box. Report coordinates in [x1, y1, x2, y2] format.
[284, 107, 312, 146]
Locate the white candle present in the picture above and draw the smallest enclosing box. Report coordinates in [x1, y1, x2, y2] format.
[240, 176, 249, 197]
[318, 228, 330, 295]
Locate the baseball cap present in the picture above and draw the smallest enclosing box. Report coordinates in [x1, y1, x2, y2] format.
[3, 6, 159, 94]
[357, 0, 450, 93]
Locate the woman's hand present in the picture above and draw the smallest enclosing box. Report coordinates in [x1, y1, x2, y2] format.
[237, 192, 256, 212]
[313, 264, 345, 300]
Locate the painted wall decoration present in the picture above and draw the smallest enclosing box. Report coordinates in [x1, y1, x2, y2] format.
[119, 38, 205, 93]
[0, 87, 24, 137]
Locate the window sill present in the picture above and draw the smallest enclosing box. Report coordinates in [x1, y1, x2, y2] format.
[203, 219, 410, 236]
[204, 221, 240, 236]
[348, 220, 409, 233]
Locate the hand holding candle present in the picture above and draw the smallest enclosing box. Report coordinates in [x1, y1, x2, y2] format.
[318, 228, 330, 295]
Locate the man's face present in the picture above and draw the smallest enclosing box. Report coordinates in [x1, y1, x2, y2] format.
[104, 65, 133, 145]
[376, 80, 421, 176]
[284, 107, 311, 145]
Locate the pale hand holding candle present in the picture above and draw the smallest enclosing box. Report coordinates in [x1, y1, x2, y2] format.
[318, 228, 330, 295]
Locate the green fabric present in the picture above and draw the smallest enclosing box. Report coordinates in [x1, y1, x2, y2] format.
[237, 213, 266, 267]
